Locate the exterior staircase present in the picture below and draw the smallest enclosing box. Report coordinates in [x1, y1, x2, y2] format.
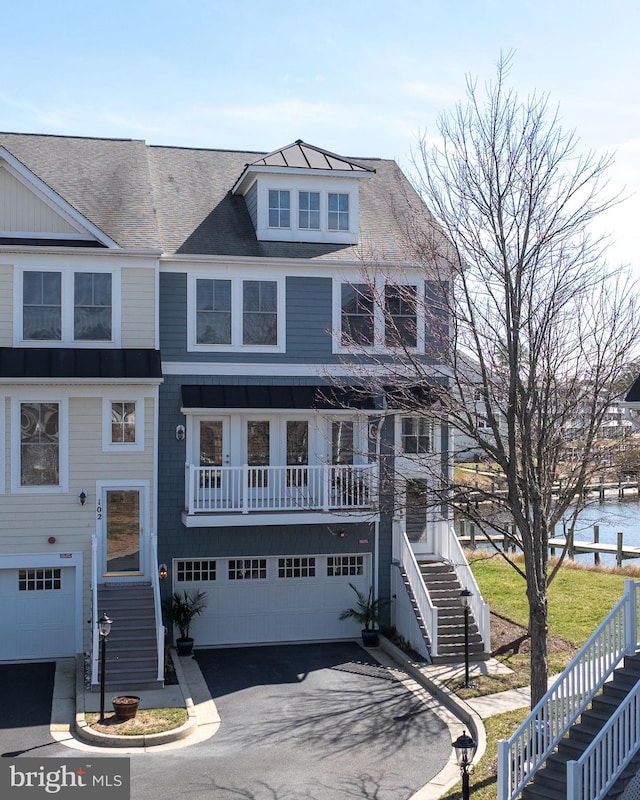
[95, 582, 162, 690]
[522, 653, 640, 800]
[417, 560, 485, 662]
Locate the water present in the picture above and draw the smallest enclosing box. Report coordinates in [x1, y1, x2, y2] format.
[557, 500, 640, 569]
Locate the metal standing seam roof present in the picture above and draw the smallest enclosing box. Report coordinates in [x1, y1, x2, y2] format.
[0, 348, 163, 380]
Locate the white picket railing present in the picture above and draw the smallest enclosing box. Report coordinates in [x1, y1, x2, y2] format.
[434, 521, 491, 653]
[149, 531, 165, 683]
[393, 521, 438, 658]
[91, 534, 100, 685]
[497, 579, 640, 800]
[567, 680, 640, 799]
[186, 463, 377, 514]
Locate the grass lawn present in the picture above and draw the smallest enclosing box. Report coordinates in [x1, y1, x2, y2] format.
[437, 553, 636, 800]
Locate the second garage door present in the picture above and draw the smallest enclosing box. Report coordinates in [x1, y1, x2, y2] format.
[173, 553, 372, 646]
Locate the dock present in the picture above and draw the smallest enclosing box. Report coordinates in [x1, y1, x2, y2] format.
[456, 520, 640, 568]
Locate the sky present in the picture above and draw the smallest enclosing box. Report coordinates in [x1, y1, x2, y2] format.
[2, 0, 639, 267]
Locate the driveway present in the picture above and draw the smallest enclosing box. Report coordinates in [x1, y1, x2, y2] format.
[0, 662, 61, 759]
[188, 641, 451, 800]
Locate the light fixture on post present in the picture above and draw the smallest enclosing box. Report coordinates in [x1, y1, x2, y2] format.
[158, 563, 168, 580]
[452, 730, 477, 800]
[98, 612, 113, 723]
[460, 587, 473, 688]
[78, 489, 87, 506]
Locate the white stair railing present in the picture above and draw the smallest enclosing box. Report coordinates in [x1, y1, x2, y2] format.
[149, 531, 165, 683]
[497, 579, 640, 800]
[433, 521, 491, 652]
[567, 679, 640, 800]
[393, 520, 438, 657]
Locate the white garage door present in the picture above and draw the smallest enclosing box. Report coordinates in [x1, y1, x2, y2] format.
[174, 554, 372, 646]
[0, 567, 76, 660]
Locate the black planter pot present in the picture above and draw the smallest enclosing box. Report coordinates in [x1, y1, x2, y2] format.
[361, 629, 379, 647]
[176, 637, 194, 656]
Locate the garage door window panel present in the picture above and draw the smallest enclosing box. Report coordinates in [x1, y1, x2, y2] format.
[229, 559, 267, 580]
[327, 555, 364, 577]
[19, 568, 62, 591]
[176, 560, 216, 582]
[278, 557, 316, 578]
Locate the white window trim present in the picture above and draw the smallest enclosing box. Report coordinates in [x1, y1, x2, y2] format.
[395, 415, 439, 458]
[332, 278, 425, 355]
[10, 396, 69, 494]
[102, 396, 145, 452]
[256, 176, 360, 245]
[187, 273, 286, 353]
[14, 265, 122, 347]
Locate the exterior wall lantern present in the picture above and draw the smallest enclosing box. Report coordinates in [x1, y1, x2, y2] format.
[175, 424, 185, 441]
[78, 489, 87, 506]
[158, 563, 168, 580]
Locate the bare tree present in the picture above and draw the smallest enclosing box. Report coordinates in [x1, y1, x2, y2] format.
[343, 56, 640, 706]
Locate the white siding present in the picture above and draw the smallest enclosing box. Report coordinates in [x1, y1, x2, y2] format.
[0, 166, 78, 235]
[121, 267, 156, 347]
[0, 264, 12, 345]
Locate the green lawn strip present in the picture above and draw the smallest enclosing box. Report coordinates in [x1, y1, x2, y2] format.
[86, 707, 187, 735]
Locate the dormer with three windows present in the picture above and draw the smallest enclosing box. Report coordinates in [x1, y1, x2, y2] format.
[232, 140, 374, 245]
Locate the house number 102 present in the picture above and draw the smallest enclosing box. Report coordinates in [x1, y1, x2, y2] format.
[96, 499, 102, 520]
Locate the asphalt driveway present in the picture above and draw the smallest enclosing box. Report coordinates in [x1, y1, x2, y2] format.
[0, 662, 60, 758]
[190, 642, 451, 800]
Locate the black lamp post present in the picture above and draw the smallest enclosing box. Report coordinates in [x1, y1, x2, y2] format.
[453, 730, 477, 800]
[98, 612, 113, 723]
[460, 588, 473, 688]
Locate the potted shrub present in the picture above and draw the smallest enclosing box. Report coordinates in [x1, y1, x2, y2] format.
[339, 584, 384, 646]
[164, 589, 207, 656]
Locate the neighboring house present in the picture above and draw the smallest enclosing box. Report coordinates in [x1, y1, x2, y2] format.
[0, 133, 488, 676]
[0, 134, 163, 685]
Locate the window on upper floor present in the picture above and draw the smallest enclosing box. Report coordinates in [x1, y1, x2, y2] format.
[19, 268, 117, 346]
[102, 397, 145, 452]
[385, 285, 417, 348]
[341, 284, 374, 346]
[335, 279, 449, 355]
[298, 191, 320, 230]
[328, 193, 349, 231]
[19, 402, 59, 487]
[401, 416, 434, 455]
[268, 190, 290, 228]
[190, 275, 284, 352]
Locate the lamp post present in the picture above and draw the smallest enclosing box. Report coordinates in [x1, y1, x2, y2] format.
[460, 588, 473, 688]
[453, 730, 477, 800]
[98, 612, 113, 723]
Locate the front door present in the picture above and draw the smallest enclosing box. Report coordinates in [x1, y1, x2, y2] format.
[100, 486, 145, 578]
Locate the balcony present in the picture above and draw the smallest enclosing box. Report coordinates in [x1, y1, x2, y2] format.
[183, 463, 377, 526]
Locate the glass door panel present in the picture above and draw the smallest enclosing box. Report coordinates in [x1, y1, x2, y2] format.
[104, 489, 141, 575]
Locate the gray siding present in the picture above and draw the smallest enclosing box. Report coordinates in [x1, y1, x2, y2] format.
[245, 182, 257, 229]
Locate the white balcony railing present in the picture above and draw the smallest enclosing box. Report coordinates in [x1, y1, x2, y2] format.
[186, 463, 377, 514]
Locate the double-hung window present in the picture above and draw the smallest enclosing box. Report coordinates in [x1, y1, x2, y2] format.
[192, 277, 282, 351]
[328, 193, 349, 230]
[298, 191, 320, 229]
[341, 284, 374, 346]
[21, 269, 114, 344]
[401, 417, 434, 455]
[269, 190, 290, 228]
[385, 285, 417, 348]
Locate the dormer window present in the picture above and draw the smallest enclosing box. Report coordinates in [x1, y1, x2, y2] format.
[299, 191, 320, 230]
[269, 190, 290, 228]
[328, 193, 349, 231]
[232, 141, 373, 245]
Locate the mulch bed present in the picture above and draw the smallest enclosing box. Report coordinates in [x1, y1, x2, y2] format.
[491, 611, 575, 656]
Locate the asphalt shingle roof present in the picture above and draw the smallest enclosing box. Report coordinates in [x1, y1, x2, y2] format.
[0, 133, 428, 261]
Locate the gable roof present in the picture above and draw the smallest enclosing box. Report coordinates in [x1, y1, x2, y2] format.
[0, 133, 429, 262]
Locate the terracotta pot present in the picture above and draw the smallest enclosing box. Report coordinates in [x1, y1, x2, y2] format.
[112, 695, 140, 720]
